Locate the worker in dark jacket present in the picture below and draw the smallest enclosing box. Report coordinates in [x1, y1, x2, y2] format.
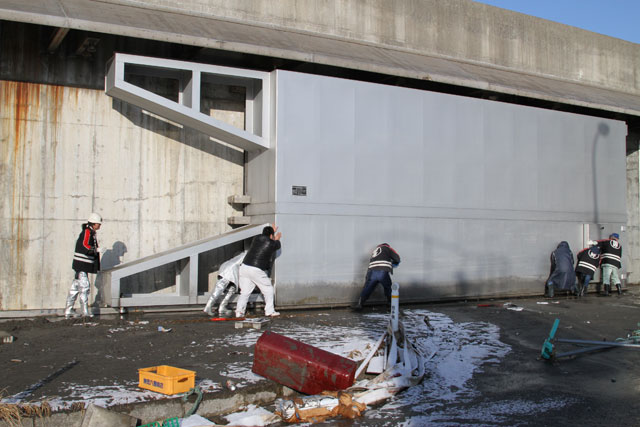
[598, 233, 623, 295]
[575, 242, 600, 297]
[545, 241, 575, 298]
[235, 225, 282, 318]
[354, 243, 401, 310]
[65, 213, 103, 318]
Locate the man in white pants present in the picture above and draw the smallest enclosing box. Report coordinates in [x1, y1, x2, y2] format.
[235, 225, 282, 318]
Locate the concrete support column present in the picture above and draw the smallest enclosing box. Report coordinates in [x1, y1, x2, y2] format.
[626, 132, 640, 284]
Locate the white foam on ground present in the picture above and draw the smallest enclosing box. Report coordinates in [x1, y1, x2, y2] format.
[5, 308, 572, 424]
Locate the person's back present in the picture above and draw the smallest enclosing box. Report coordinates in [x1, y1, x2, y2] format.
[235, 225, 282, 318]
[552, 242, 574, 274]
[243, 234, 281, 272]
[546, 241, 575, 297]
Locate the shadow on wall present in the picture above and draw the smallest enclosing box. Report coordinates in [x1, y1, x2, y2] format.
[94, 241, 128, 307]
[110, 99, 244, 166]
[356, 228, 512, 304]
[592, 122, 610, 239]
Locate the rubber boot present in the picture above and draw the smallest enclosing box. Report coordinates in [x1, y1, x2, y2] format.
[218, 285, 237, 316]
[203, 297, 215, 316]
[604, 285, 610, 296]
[545, 284, 554, 298]
[81, 302, 94, 317]
[353, 297, 363, 311]
[616, 284, 622, 295]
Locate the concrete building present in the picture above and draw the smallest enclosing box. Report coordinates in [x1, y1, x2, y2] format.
[0, 0, 639, 315]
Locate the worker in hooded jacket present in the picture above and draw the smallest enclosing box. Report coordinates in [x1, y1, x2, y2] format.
[65, 213, 103, 318]
[545, 241, 576, 298]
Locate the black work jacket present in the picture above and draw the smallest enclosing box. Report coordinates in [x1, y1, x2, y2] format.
[242, 235, 281, 272]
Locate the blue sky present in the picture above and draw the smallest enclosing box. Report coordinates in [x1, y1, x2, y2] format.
[473, 0, 640, 44]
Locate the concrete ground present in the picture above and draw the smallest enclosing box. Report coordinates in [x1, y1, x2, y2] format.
[1, 286, 640, 426]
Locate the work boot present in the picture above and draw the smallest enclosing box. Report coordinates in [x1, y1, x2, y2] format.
[82, 304, 94, 318]
[203, 299, 215, 316]
[65, 308, 80, 319]
[581, 284, 588, 297]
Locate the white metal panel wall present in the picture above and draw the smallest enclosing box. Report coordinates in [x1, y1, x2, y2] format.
[256, 71, 627, 306]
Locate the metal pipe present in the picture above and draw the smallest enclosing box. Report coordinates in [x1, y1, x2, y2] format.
[556, 345, 615, 358]
[556, 338, 640, 349]
[391, 283, 399, 333]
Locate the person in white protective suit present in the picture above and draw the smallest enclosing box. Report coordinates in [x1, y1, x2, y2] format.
[65, 213, 103, 318]
[203, 251, 247, 316]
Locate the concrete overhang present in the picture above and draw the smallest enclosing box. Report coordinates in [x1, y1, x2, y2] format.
[1, 0, 640, 118]
[105, 53, 271, 151]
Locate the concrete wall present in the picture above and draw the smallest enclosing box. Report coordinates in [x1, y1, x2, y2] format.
[133, 0, 640, 95]
[627, 133, 640, 282]
[0, 80, 245, 311]
[251, 71, 627, 307]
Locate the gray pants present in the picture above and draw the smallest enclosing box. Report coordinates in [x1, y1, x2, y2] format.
[203, 278, 237, 315]
[65, 271, 92, 317]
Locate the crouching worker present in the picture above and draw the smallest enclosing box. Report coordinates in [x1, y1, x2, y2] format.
[598, 233, 623, 296]
[203, 251, 247, 316]
[575, 242, 600, 297]
[545, 241, 576, 298]
[65, 213, 103, 318]
[353, 243, 400, 310]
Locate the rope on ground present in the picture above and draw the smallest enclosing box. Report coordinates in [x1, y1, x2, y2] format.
[181, 385, 203, 417]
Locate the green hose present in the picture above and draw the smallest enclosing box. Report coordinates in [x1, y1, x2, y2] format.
[182, 385, 203, 417]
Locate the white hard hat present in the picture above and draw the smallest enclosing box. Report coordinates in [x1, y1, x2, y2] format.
[88, 212, 102, 224]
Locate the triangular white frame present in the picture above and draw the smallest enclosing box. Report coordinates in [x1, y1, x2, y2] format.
[105, 53, 270, 151]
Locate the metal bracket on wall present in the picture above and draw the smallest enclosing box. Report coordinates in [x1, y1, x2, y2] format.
[105, 53, 270, 151]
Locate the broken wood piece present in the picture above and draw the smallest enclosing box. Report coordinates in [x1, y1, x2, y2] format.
[235, 318, 271, 329]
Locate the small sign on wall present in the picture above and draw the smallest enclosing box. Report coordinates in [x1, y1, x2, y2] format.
[292, 186, 307, 196]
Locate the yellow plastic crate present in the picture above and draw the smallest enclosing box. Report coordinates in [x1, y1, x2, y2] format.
[138, 365, 195, 395]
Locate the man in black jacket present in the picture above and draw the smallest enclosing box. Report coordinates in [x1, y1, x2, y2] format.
[599, 233, 623, 296]
[235, 225, 282, 317]
[354, 243, 400, 310]
[575, 242, 600, 297]
[65, 213, 103, 318]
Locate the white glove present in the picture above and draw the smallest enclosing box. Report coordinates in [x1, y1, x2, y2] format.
[588, 240, 598, 246]
[97, 246, 106, 254]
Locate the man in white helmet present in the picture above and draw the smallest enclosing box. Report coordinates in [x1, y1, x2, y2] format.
[65, 213, 103, 318]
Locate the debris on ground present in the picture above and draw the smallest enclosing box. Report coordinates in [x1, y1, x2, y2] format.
[267, 283, 426, 423]
[224, 404, 280, 426]
[3, 360, 79, 404]
[541, 318, 640, 361]
[252, 330, 358, 395]
[0, 331, 14, 344]
[81, 403, 138, 426]
[504, 303, 523, 311]
[234, 318, 271, 330]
